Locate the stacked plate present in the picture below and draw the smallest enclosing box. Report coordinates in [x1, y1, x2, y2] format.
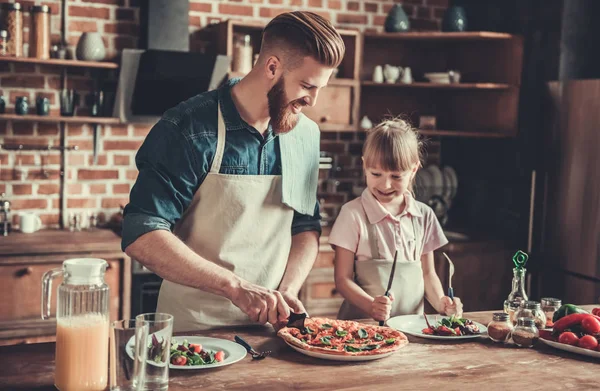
[423, 72, 450, 84]
[414, 164, 458, 208]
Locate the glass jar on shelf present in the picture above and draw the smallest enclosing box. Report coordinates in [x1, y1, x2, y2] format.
[503, 267, 528, 313]
[0, 2, 23, 57]
[487, 312, 513, 343]
[511, 318, 539, 348]
[514, 300, 546, 330]
[541, 297, 561, 328]
[232, 33, 253, 75]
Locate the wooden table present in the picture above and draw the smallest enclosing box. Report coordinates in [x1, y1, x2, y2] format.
[0, 308, 597, 390]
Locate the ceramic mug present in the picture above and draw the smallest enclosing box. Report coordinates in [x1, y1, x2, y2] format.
[20, 213, 42, 233]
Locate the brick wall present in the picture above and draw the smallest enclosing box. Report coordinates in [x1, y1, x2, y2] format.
[0, 0, 447, 231]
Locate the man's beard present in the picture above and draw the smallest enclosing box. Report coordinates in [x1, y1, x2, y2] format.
[267, 76, 303, 134]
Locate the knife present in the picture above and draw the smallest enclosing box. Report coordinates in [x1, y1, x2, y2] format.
[379, 250, 398, 326]
[442, 252, 454, 300]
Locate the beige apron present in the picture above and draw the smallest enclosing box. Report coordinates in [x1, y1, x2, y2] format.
[157, 102, 294, 332]
[337, 209, 425, 320]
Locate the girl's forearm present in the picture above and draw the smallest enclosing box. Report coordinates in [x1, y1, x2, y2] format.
[335, 277, 374, 315]
[423, 271, 445, 312]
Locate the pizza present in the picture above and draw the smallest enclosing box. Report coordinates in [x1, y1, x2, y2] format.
[277, 317, 408, 356]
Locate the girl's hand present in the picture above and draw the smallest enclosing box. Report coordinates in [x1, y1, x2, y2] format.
[371, 292, 394, 321]
[439, 296, 463, 318]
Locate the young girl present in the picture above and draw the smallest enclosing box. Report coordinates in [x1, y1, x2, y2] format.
[329, 118, 463, 322]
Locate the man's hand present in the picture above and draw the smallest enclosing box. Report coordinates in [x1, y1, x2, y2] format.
[273, 291, 308, 331]
[229, 281, 291, 325]
[280, 291, 307, 314]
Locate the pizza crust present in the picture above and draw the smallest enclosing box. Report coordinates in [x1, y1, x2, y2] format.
[278, 317, 408, 357]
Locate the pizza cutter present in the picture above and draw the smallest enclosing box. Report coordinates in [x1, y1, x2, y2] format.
[286, 311, 308, 333]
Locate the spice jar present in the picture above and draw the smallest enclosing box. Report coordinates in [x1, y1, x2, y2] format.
[0, 30, 7, 55]
[232, 33, 253, 74]
[505, 299, 521, 325]
[0, 3, 23, 57]
[512, 318, 539, 348]
[29, 5, 50, 59]
[541, 297, 561, 328]
[487, 312, 513, 343]
[514, 300, 546, 330]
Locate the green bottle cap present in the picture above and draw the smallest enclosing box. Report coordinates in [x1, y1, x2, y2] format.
[512, 250, 529, 269]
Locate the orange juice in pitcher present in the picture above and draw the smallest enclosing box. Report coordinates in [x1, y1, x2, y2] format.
[42, 258, 110, 391]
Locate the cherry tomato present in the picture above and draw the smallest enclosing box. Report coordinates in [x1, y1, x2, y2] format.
[592, 308, 600, 317]
[189, 343, 203, 353]
[581, 317, 600, 334]
[558, 332, 579, 346]
[215, 350, 225, 362]
[171, 355, 187, 366]
[422, 328, 434, 335]
[578, 335, 599, 350]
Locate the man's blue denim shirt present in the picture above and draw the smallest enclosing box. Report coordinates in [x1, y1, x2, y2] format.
[121, 80, 321, 251]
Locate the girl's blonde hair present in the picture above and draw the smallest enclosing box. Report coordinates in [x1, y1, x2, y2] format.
[362, 117, 424, 191]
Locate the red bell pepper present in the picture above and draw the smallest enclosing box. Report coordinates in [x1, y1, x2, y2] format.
[553, 313, 600, 333]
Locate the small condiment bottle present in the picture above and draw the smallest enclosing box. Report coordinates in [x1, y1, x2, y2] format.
[514, 301, 546, 330]
[487, 312, 513, 343]
[541, 297, 561, 328]
[512, 317, 539, 348]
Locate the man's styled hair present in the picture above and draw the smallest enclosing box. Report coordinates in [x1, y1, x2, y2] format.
[261, 11, 345, 69]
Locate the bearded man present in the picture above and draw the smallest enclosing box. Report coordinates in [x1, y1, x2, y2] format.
[122, 11, 345, 331]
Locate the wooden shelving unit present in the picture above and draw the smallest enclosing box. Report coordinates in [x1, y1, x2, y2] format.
[0, 56, 119, 69]
[360, 31, 524, 138]
[363, 31, 515, 41]
[0, 114, 120, 124]
[361, 81, 513, 90]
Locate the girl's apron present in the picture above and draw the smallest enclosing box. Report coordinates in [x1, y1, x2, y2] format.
[156, 102, 295, 332]
[337, 208, 425, 320]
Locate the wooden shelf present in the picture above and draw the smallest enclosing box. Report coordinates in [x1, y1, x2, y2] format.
[419, 129, 513, 138]
[361, 81, 512, 90]
[0, 56, 119, 69]
[0, 114, 121, 124]
[364, 31, 516, 41]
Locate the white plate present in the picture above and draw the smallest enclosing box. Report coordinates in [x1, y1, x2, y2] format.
[539, 337, 600, 359]
[126, 336, 247, 370]
[284, 340, 398, 361]
[386, 314, 487, 340]
[426, 165, 444, 197]
[443, 166, 458, 199]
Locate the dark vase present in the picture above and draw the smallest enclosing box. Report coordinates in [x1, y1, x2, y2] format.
[384, 4, 410, 33]
[442, 6, 468, 32]
[36, 97, 50, 116]
[15, 97, 28, 115]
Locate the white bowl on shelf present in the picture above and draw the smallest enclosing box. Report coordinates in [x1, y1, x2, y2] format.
[424, 72, 450, 84]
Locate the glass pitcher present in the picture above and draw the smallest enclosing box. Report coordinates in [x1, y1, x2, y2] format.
[42, 258, 110, 391]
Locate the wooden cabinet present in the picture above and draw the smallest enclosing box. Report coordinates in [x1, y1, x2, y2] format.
[303, 235, 515, 317]
[300, 244, 341, 317]
[0, 230, 131, 346]
[429, 239, 515, 313]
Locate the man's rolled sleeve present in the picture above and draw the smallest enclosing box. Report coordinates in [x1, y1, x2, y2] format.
[121, 119, 201, 251]
[291, 201, 322, 237]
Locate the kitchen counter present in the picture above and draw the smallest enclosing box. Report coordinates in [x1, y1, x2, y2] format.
[0, 307, 597, 390]
[0, 229, 122, 258]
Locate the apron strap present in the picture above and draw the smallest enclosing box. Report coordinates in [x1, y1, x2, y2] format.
[210, 102, 227, 173]
[366, 221, 381, 260]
